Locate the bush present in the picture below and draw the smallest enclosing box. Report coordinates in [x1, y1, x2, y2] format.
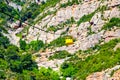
[28, 40, 44, 52]
[20, 54, 38, 71]
[19, 40, 44, 52]
[61, 62, 78, 77]
[6, 45, 19, 61]
[0, 59, 8, 79]
[19, 39, 26, 50]
[47, 36, 66, 47]
[0, 1, 20, 20]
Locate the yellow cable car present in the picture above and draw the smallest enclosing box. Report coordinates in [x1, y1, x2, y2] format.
[65, 38, 74, 45]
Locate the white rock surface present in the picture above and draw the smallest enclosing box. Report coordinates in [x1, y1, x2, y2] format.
[9, 2, 22, 11]
[104, 29, 120, 42]
[87, 65, 120, 80]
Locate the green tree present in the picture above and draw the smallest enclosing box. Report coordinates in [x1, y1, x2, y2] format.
[28, 40, 44, 52]
[6, 45, 19, 61]
[0, 59, 8, 79]
[0, 47, 5, 59]
[19, 39, 26, 50]
[10, 60, 22, 73]
[0, 33, 9, 48]
[20, 54, 38, 71]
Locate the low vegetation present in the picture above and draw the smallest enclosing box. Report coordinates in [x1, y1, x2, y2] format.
[19, 39, 44, 53]
[77, 11, 95, 26]
[47, 36, 66, 47]
[61, 39, 120, 80]
[60, 0, 81, 8]
[102, 17, 120, 30]
[47, 35, 74, 48]
[49, 50, 71, 60]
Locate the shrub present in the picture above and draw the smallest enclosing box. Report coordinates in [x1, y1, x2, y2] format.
[28, 40, 44, 52]
[0, 33, 9, 48]
[19, 39, 26, 50]
[47, 36, 66, 47]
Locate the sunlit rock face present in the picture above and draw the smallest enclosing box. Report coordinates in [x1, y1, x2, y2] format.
[4, 0, 120, 74]
[86, 65, 120, 80]
[1, 0, 120, 80]
[47, 1, 100, 26]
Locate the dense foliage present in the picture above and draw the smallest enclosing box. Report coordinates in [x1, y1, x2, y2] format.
[0, 32, 37, 78]
[0, 32, 60, 80]
[16, 67, 60, 80]
[20, 0, 60, 22]
[0, 1, 20, 20]
[47, 36, 66, 47]
[11, 0, 25, 6]
[20, 39, 44, 52]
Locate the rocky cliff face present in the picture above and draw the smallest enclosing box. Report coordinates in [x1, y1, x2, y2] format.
[3, 0, 120, 80]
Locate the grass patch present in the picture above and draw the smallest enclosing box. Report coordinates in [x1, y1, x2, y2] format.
[102, 17, 120, 30]
[60, 0, 81, 8]
[49, 50, 71, 60]
[47, 35, 74, 48]
[47, 36, 66, 47]
[77, 11, 95, 26]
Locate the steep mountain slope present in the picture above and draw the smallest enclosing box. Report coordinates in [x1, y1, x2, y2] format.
[0, 0, 120, 80]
